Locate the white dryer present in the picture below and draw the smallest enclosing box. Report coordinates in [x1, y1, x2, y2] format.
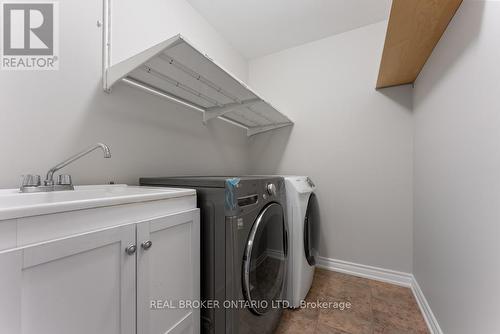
[284, 176, 319, 308]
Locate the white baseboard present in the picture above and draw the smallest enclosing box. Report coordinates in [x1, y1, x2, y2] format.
[317, 256, 413, 287]
[411, 278, 443, 334]
[316, 256, 442, 334]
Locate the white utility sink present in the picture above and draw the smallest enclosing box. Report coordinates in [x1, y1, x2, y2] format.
[0, 184, 195, 220]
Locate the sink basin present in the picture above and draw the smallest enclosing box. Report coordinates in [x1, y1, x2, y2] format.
[0, 184, 195, 220]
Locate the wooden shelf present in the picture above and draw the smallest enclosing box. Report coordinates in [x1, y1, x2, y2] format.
[104, 35, 293, 136]
[376, 0, 463, 89]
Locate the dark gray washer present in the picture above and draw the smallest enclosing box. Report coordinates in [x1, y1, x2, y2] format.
[139, 176, 288, 334]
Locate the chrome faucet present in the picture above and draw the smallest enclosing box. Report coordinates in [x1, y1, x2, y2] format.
[20, 143, 111, 193]
[44, 143, 111, 186]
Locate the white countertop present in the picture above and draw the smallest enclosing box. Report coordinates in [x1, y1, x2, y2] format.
[0, 184, 196, 220]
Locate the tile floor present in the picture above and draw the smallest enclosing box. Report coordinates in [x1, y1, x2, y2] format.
[276, 269, 429, 334]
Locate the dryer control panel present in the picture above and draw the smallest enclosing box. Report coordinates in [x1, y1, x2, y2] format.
[286, 176, 316, 194]
[306, 177, 315, 188]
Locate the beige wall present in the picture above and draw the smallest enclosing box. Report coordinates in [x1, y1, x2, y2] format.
[413, 1, 500, 333]
[247, 21, 414, 273]
[0, 0, 250, 189]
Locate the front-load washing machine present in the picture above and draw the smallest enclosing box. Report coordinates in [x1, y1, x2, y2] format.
[284, 176, 319, 308]
[139, 176, 288, 334]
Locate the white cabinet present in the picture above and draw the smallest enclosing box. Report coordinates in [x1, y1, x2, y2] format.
[137, 209, 200, 334]
[0, 224, 136, 334]
[0, 208, 200, 334]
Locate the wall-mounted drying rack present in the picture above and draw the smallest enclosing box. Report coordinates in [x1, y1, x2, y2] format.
[103, 33, 293, 136]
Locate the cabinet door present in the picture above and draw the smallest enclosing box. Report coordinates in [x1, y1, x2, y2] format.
[137, 209, 200, 334]
[0, 224, 136, 334]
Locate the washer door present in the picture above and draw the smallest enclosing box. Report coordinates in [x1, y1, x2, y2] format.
[304, 193, 319, 266]
[243, 202, 287, 315]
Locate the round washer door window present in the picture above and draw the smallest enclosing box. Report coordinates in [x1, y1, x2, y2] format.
[243, 202, 287, 315]
[304, 193, 319, 266]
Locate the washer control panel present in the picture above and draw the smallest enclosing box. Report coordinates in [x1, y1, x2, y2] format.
[266, 183, 277, 196]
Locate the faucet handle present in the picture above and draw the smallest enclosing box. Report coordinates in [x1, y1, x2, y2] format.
[21, 174, 41, 187]
[57, 174, 73, 186]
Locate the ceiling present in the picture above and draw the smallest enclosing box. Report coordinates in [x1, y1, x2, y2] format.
[186, 0, 392, 59]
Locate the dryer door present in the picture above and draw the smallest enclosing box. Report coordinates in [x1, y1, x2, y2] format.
[304, 193, 319, 266]
[243, 202, 287, 315]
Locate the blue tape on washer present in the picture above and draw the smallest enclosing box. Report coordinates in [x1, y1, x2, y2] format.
[225, 178, 240, 211]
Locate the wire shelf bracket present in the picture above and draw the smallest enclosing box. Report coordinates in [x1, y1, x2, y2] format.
[101, 17, 293, 137]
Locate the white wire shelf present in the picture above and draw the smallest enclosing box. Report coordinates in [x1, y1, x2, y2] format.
[104, 34, 293, 136]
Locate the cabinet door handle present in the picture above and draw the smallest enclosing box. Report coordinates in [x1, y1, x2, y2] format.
[141, 240, 153, 250]
[125, 244, 137, 255]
